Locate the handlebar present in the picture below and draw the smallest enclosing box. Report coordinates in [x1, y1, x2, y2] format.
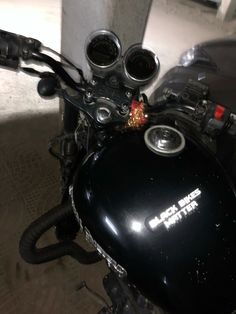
[0, 29, 84, 92]
[0, 28, 134, 127]
[0, 29, 41, 68]
[30, 51, 85, 92]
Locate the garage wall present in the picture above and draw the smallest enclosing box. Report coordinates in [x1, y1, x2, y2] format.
[61, 0, 152, 80]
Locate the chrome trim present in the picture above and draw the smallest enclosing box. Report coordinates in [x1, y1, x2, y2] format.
[144, 125, 185, 156]
[69, 185, 127, 277]
[69, 185, 83, 231]
[96, 107, 112, 124]
[84, 227, 127, 277]
[123, 44, 159, 84]
[85, 29, 122, 69]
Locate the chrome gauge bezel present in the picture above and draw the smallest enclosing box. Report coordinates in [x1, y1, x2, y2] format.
[123, 44, 159, 85]
[144, 125, 186, 156]
[85, 29, 122, 69]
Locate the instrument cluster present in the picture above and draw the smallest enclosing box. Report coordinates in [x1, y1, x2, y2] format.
[85, 29, 160, 89]
[79, 29, 160, 126]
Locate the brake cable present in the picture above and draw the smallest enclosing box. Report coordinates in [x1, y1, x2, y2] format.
[42, 45, 85, 82]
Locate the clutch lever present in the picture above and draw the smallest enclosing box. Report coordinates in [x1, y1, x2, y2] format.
[0, 29, 85, 93]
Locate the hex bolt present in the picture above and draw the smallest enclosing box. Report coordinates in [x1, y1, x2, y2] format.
[125, 91, 132, 98]
[90, 79, 97, 86]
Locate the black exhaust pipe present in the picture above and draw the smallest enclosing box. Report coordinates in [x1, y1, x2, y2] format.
[19, 202, 102, 264]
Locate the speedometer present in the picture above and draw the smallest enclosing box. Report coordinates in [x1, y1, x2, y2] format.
[123, 44, 159, 86]
[86, 30, 121, 69]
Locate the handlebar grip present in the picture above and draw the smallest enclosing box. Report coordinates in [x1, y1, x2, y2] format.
[0, 29, 41, 69]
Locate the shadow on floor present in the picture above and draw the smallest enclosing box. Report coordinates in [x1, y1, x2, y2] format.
[0, 112, 109, 314]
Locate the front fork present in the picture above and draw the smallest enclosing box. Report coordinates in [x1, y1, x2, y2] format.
[54, 99, 81, 241]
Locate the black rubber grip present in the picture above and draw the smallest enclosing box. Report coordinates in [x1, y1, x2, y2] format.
[0, 29, 41, 69]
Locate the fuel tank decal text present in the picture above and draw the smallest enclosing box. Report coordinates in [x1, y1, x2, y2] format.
[148, 188, 202, 230]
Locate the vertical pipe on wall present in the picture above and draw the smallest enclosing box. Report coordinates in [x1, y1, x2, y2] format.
[217, 0, 236, 21]
[61, 0, 152, 80]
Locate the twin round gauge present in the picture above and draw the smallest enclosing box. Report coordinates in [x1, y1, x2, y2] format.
[85, 29, 160, 86]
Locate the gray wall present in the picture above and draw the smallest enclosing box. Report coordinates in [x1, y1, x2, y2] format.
[61, 0, 152, 80]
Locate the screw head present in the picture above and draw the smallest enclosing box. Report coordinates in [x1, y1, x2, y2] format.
[26, 38, 34, 44]
[90, 79, 97, 86]
[85, 89, 93, 102]
[126, 91, 132, 98]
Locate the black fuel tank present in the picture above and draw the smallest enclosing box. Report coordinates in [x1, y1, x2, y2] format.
[72, 129, 236, 314]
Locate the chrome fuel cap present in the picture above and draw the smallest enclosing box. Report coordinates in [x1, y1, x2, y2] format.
[144, 125, 185, 156]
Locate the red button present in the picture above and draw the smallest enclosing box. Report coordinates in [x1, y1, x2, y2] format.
[214, 105, 225, 120]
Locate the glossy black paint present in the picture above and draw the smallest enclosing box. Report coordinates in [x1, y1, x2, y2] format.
[198, 38, 236, 78]
[152, 65, 236, 114]
[152, 39, 236, 114]
[73, 129, 236, 314]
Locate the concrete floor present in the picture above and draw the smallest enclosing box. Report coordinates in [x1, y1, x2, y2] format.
[0, 1, 236, 313]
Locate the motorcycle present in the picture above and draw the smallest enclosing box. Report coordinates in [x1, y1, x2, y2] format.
[0, 29, 236, 314]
